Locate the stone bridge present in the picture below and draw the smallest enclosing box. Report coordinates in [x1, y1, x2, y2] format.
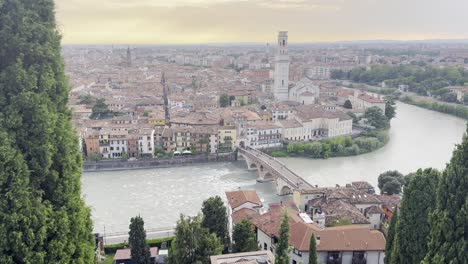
[238, 147, 314, 195]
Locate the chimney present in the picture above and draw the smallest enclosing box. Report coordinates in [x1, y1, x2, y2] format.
[336, 184, 340, 188]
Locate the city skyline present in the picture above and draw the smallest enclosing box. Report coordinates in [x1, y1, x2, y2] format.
[56, 0, 468, 44]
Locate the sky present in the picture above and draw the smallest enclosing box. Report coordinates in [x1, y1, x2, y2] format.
[55, 0, 468, 44]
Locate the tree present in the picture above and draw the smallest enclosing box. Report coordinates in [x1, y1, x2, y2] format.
[343, 99, 353, 109]
[0, 132, 47, 264]
[378, 171, 405, 195]
[275, 211, 290, 264]
[385, 98, 396, 120]
[128, 216, 150, 264]
[219, 94, 230, 108]
[168, 214, 223, 264]
[391, 169, 439, 264]
[363, 107, 389, 130]
[308, 233, 318, 264]
[90, 98, 114, 119]
[77, 94, 95, 105]
[384, 207, 398, 264]
[423, 129, 468, 264]
[0, 1, 94, 262]
[440, 92, 457, 103]
[201, 196, 230, 251]
[232, 220, 258, 253]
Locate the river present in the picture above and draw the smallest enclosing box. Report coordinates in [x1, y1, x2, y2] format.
[82, 102, 466, 233]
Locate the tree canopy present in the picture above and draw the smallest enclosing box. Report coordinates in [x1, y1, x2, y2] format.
[384, 207, 398, 264]
[343, 99, 353, 109]
[201, 196, 230, 251]
[391, 168, 440, 264]
[232, 219, 259, 253]
[378, 170, 405, 195]
[363, 107, 389, 130]
[275, 211, 290, 264]
[219, 94, 230, 108]
[0, 0, 94, 262]
[423, 128, 468, 264]
[308, 233, 318, 264]
[129, 216, 151, 264]
[168, 214, 223, 264]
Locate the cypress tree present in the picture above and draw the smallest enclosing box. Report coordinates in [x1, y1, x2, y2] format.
[308, 233, 318, 264]
[275, 211, 290, 264]
[391, 168, 439, 264]
[423, 129, 468, 264]
[0, 0, 94, 262]
[0, 132, 47, 264]
[201, 196, 230, 251]
[129, 216, 150, 264]
[384, 207, 398, 264]
[232, 219, 258, 253]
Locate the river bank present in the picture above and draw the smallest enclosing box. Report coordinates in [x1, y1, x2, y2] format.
[83, 152, 237, 172]
[399, 95, 468, 120]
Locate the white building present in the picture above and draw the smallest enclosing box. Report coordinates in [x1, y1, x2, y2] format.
[274, 31, 290, 101]
[251, 207, 386, 264]
[137, 128, 155, 157]
[225, 190, 262, 240]
[245, 122, 282, 149]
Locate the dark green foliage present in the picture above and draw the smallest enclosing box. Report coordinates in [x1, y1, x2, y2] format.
[400, 96, 468, 120]
[0, 132, 47, 264]
[90, 98, 114, 119]
[0, 0, 94, 262]
[283, 130, 389, 159]
[308, 233, 318, 264]
[423, 129, 468, 264]
[385, 98, 396, 120]
[129, 216, 151, 264]
[343, 99, 353, 109]
[168, 214, 222, 264]
[219, 93, 230, 107]
[440, 92, 458, 103]
[363, 107, 389, 129]
[384, 207, 398, 264]
[104, 237, 175, 254]
[232, 220, 259, 253]
[332, 65, 468, 95]
[201, 196, 230, 251]
[378, 171, 405, 195]
[391, 169, 439, 264]
[275, 211, 290, 264]
[77, 94, 95, 105]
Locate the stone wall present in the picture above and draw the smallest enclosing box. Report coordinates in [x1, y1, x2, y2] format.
[83, 152, 237, 172]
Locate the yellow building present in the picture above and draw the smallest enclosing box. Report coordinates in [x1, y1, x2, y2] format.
[218, 126, 237, 152]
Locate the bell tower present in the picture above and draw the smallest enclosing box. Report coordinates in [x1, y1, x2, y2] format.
[274, 31, 290, 101]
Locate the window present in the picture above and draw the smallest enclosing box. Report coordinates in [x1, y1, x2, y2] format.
[263, 243, 267, 250]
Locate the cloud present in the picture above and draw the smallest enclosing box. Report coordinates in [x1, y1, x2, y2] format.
[55, 0, 468, 44]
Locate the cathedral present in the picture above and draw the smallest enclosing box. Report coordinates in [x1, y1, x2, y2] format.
[273, 31, 319, 105]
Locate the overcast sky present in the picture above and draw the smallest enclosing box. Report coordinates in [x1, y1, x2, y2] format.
[55, 0, 468, 44]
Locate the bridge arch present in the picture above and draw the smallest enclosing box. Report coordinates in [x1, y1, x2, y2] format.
[263, 172, 274, 180]
[280, 185, 293, 196]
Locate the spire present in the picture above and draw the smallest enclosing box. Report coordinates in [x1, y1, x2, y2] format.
[126, 46, 132, 67]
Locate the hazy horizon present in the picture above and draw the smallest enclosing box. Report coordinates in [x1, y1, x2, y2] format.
[56, 0, 468, 45]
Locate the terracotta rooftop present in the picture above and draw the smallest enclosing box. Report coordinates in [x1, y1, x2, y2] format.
[225, 190, 262, 209]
